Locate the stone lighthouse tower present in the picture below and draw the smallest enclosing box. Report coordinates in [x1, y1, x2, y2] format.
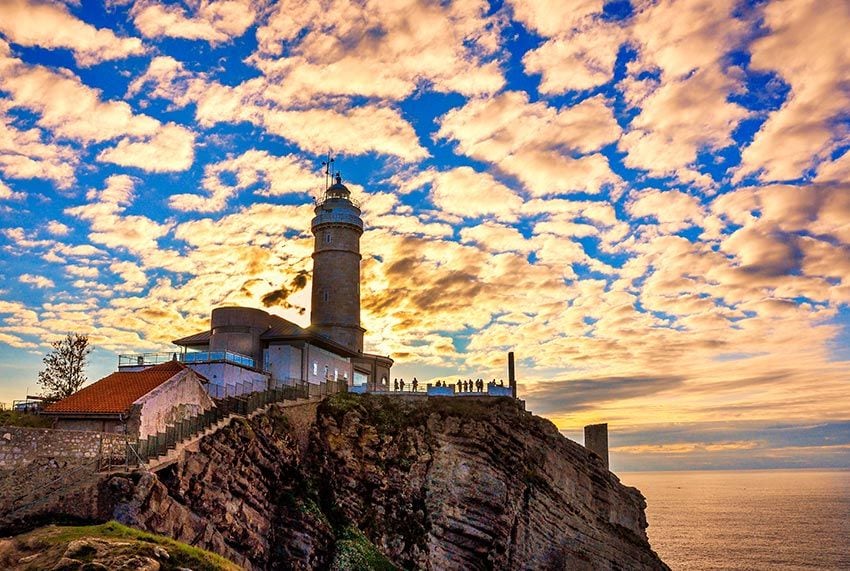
[310, 173, 365, 353]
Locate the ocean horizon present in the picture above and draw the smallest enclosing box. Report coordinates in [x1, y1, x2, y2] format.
[621, 469, 850, 570]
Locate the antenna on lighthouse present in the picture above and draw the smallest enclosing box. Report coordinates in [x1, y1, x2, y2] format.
[321, 150, 335, 191]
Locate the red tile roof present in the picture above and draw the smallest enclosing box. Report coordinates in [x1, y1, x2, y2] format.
[44, 360, 189, 415]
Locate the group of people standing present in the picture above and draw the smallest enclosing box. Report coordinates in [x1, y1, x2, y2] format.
[392, 377, 419, 392]
[436, 378, 502, 393]
[389, 377, 506, 393]
[384, 377, 505, 393]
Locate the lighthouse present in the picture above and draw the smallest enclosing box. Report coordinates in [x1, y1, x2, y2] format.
[310, 172, 366, 354]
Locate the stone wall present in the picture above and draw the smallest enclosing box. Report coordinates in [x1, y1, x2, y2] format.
[137, 369, 215, 439]
[584, 422, 609, 469]
[55, 418, 123, 433]
[0, 426, 127, 468]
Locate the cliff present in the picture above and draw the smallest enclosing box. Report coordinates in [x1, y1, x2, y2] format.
[1, 394, 668, 570]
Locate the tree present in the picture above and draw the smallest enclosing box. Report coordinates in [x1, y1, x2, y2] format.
[37, 333, 93, 399]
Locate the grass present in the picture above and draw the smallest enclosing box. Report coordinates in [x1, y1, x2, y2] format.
[40, 521, 241, 570]
[322, 392, 524, 435]
[331, 525, 399, 571]
[0, 410, 52, 428]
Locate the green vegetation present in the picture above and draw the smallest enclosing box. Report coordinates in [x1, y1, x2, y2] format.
[322, 392, 523, 434]
[35, 521, 240, 570]
[0, 409, 52, 428]
[37, 332, 92, 399]
[331, 525, 398, 571]
[230, 416, 256, 440]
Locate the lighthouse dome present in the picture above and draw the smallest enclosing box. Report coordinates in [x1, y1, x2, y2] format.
[325, 173, 350, 200]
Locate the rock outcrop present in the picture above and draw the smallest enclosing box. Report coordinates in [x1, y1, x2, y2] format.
[0, 521, 240, 570]
[1, 395, 668, 570]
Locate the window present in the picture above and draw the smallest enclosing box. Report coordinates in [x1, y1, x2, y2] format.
[325, 232, 332, 244]
[334, 368, 339, 381]
[312, 362, 318, 376]
[324, 365, 329, 379]
[322, 290, 330, 302]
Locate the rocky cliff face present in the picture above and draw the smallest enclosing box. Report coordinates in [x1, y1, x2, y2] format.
[3, 395, 668, 570]
[310, 395, 665, 570]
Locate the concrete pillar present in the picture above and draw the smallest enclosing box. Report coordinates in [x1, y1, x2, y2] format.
[584, 423, 609, 469]
[508, 351, 516, 398]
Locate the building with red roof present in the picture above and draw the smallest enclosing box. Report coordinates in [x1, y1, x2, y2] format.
[43, 359, 213, 438]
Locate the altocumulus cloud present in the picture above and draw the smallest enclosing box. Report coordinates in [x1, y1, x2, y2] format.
[0, 0, 848, 470]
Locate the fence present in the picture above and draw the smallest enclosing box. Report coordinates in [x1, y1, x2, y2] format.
[122, 378, 344, 469]
[118, 350, 257, 370]
[206, 378, 269, 399]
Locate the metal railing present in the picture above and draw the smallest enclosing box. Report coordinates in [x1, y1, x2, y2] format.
[118, 351, 257, 370]
[120, 379, 346, 469]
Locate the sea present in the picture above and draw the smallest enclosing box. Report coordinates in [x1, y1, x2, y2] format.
[620, 470, 850, 571]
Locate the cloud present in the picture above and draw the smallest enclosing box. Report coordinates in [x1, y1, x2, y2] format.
[524, 375, 686, 415]
[460, 222, 534, 254]
[508, 0, 600, 37]
[0, 0, 848, 470]
[110, 260, 147, 293]
[0, 179, 25, 201]
[65, 175, 172, 254]
[261, 106, 427, 161]
[129, 55, 426, 161]
[131, 0, 257, 43]
[0, 42, 195, 172]
[737, 0, 850, 182]
[619, 68, 746, 184]
[402, 166, 523, 220]
[170, 149, 317, 212]
[254, 0, 505, 99]
[508, 0, 624, 92]
[97, 122, 195, 172]
[437, 91, 621, 196]
[610, 420, 850, 470]
[627, 188, 705, 233]
[815, 150, 850, 184]
[19, 273, 54, 288]
[0, 111, 77, 188]
[46, 221, 71, 236]
[0, 0, 145, 66]
[618, 0, 749, 183]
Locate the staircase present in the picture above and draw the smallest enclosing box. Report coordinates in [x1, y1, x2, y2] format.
[134, 387, 328, 472]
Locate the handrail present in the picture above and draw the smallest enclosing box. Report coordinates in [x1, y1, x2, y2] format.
[124, 378, 342, 469]
[118, 350, 257, 370]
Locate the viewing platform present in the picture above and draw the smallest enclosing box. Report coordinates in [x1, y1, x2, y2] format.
[118, 351, 258, 371]
[350, 382, 514, 398]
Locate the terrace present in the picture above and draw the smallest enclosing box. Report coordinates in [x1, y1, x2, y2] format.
[118, 351, 258, 371]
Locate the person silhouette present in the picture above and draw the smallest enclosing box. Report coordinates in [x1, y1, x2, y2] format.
[412, 377, 418, 392]
[394, 378, 399, 391]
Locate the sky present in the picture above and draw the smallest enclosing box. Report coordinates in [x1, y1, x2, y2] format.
[0, 0, 848, 471]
